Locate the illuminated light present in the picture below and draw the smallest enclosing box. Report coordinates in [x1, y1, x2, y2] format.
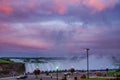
[56, 66, 59, 70]
[36, 66, 39, 69]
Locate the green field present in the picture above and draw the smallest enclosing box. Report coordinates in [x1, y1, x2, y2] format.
[108, 71, 120, 76]
[0, 58, 13, 63]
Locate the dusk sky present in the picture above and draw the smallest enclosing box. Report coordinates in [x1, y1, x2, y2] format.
[0, 0, 120, 57]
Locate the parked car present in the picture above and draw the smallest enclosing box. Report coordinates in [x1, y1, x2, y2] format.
[16, 75, 27, 79]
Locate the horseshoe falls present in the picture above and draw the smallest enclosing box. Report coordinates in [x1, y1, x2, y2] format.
[24, 55, 118, 73]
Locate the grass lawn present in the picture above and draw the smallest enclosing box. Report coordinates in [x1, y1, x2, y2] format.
[81, 78, 107, 80]
[108, 70, 120, 76]
[0, 58, 12, 63]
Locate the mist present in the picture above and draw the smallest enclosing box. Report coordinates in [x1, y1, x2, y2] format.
[24, 54, 120, 72]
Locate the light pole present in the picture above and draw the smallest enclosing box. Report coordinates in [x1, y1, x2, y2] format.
[86, 48, 90, 78]
[56, 66, 59, 80]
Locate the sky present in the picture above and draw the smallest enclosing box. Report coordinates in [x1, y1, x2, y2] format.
[0, 0, 120, 57]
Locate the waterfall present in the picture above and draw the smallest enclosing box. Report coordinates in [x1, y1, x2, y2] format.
[25, 55, 116, 73]
[10, 55, 118, 73]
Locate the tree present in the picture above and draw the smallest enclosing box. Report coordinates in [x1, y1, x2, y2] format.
[33, 68, 40, 78]
[70, 68, 75, 75]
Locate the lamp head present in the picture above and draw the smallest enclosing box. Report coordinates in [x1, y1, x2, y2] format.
[56, 66, 59, 70]
[85, 48, 90, 51]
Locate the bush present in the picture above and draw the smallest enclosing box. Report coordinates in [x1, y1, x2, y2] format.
[116, 74, 120, 77]
[81, 74, 86, 79]
[61, 76, 67, 80]
[40, 78, 42, 80]
[33, 69, 40, 75]
[70, 68, 75, 74]
[106, 78, 120, 80]
[95, 72, 104, 76]
[116, 69, 120, 72]
[0, 70, 9, 75]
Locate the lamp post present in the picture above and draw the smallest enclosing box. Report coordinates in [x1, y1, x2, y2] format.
[85, 48, 90, 78]
[56, 66, 59, 80]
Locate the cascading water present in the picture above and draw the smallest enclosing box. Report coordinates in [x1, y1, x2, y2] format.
[24, 55, 118, 73]
[10, 54, 119, 73]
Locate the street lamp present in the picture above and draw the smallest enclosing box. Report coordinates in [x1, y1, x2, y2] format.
[85, 48, 90, 78]
[56, 66, 59, 80]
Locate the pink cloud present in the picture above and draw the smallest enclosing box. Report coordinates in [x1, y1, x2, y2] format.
[0, 1, 14, 14]
[68, 0, 81, 4]
[0, 25, 52, 52]
[0, 0, 119, 15]
[0, 26, 10, 32]
[27, 1, 41, 9]
[0, 5, 13, 14]
[54, 0, 67, 14]
[83, 0, 119, 13]
[53, 0, 119, 14]
[0, 38, 51, 53]
[0, 26, 52, 53]
[66, 44, 80, 54]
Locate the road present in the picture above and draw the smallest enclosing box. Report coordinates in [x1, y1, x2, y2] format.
[0, 74, 63, 80]
[0, 71, 116, 80]
[0, 73, 77, 80]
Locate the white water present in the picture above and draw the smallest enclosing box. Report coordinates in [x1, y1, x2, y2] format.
[25, 55, 117, 73]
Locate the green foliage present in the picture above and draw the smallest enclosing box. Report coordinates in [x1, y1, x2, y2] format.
[116, 69, 120, 72]
[0, 58, 15, 63]
[61, 76, 67, 80]
[70, 68, 75, 74]
[39, 78, 42, 80]
[34, 69, 40, 75]
[81, 74, 86, 79]
[108, 69, 120, 76]
[0, 70, 9, 75]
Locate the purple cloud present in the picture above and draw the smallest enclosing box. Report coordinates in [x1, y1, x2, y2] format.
[0, 0, 120, 56]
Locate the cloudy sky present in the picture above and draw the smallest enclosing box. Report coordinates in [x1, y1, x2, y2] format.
[0, 0, 120, 57]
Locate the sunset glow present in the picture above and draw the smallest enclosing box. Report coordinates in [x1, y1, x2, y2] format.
[0, 0, 120, 57]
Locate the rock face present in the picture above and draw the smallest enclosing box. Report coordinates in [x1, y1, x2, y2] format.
[0, 63, 25, 77]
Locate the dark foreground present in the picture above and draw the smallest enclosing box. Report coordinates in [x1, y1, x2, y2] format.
[0, 71, 119, 80]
